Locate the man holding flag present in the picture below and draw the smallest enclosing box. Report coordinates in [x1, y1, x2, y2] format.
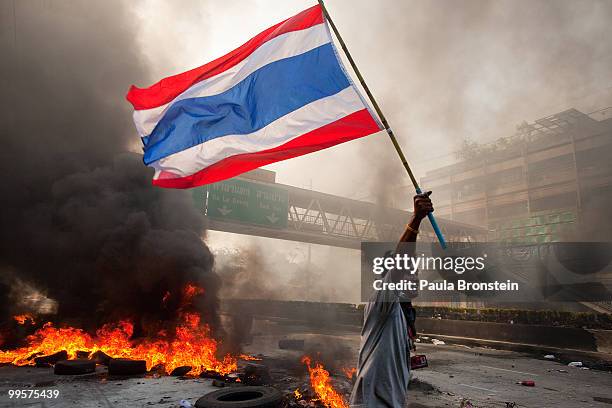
[350, 191, 433, 407]
[127, 2, 442, 407]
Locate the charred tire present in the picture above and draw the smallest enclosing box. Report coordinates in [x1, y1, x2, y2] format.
[194, 386, 282, 408]
[54, 359, 96, 375]
[90, 350, 111, 366]
[35, 351, 68, 367]
[170, 366, 192, 376]
[108, 358, 147, 375]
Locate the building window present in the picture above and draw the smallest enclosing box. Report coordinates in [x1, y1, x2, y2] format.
[486, 167, 523, 191]
[530, 192, 577, 212]
[454, 208, 486, 225]
[527, 154, 575, 186]
[488, 201, 528, 220]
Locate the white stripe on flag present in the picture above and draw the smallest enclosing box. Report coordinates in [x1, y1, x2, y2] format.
[150, 87, 364, 179]
[134, 23, 329, 138]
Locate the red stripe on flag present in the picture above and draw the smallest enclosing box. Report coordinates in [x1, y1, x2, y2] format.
[126, 5, 323, 111]
[152, 109, 381, 188]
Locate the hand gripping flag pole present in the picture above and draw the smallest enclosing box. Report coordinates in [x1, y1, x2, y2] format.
[317, 0, 447, 249]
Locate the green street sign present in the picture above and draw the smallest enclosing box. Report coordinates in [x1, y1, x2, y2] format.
[205, 178, 288, 228]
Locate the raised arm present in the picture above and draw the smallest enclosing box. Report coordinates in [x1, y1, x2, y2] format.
[398, 191, 433, 243]
[382, 191, 434, 295]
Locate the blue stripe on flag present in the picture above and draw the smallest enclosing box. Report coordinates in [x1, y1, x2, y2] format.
[143, 43, 350, 165]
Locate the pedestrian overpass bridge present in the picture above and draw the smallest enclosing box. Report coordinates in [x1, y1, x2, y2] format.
[192, 170, 486, 249]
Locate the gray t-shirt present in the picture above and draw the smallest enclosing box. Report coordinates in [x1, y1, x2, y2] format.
[349, 269, 411, 408]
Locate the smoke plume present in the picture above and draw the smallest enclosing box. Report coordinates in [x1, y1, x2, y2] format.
[0, 0, 218, 339]
[339, 0, 612, 200]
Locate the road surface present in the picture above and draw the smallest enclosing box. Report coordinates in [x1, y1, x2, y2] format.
[0, 318, 610, 407]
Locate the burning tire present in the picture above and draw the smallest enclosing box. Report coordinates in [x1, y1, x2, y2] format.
[108, 358, 147, 375]
[170, 366, 192, 376]
[35, 350, 68, 367]
[90, 350, 111, 366]
[54, 359, 96, 375]
[194, 386, 283, 408]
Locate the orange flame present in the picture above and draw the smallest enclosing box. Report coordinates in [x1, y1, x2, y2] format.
[0, 285, 236, 376]
[183, 283, 204, 304]
[13, 314, 35, 325]
[239, 354, 261, 361]
[342, 367, 357, 379]
[302, 356, 349, 408]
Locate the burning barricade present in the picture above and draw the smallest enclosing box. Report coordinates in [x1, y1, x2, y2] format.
[1, 283, 354, 408]
[0, 283, 237, 377]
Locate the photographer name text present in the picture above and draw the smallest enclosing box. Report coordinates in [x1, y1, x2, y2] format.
[373, 279, 519, 292]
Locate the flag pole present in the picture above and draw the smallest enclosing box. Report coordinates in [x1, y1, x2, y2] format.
[317, 0, 447, 249]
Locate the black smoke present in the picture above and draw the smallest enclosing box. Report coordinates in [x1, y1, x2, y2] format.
[0, 1, 218, 339]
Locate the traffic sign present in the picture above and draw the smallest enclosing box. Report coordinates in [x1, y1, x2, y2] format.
[205, 178, 288, 228]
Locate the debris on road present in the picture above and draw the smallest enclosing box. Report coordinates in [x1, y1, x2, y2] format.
[460, 399, 474, 408]
[170, 366, 192, 376]
[410, 354, 429, 370]
[54, 359, 96, 375]
[432, 339, 445, 345]
[211, 379, 226, 387]
[568, 361, 583, 367]
[242, 362, 272, 385]
[408, 377, 439, 393]
[108, 358, 147, 376]
[543, 354, 555, 359]
[226, 373, 240, 383]
[179, 400, 193, 408]
[34, 350, 68, 367]
[518, 380, 535, 387]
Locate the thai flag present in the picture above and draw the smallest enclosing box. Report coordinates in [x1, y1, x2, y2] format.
[126, 5, 382, 188]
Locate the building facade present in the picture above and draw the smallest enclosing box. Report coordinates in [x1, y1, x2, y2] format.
[420, 108, 612, 243]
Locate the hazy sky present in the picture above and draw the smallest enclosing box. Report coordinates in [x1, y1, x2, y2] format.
[132, 0, 612, 200]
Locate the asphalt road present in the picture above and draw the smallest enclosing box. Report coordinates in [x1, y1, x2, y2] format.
[243, 319, 612, 408]
[408, 342, 612, 408]
[0, 318, 610, 407]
